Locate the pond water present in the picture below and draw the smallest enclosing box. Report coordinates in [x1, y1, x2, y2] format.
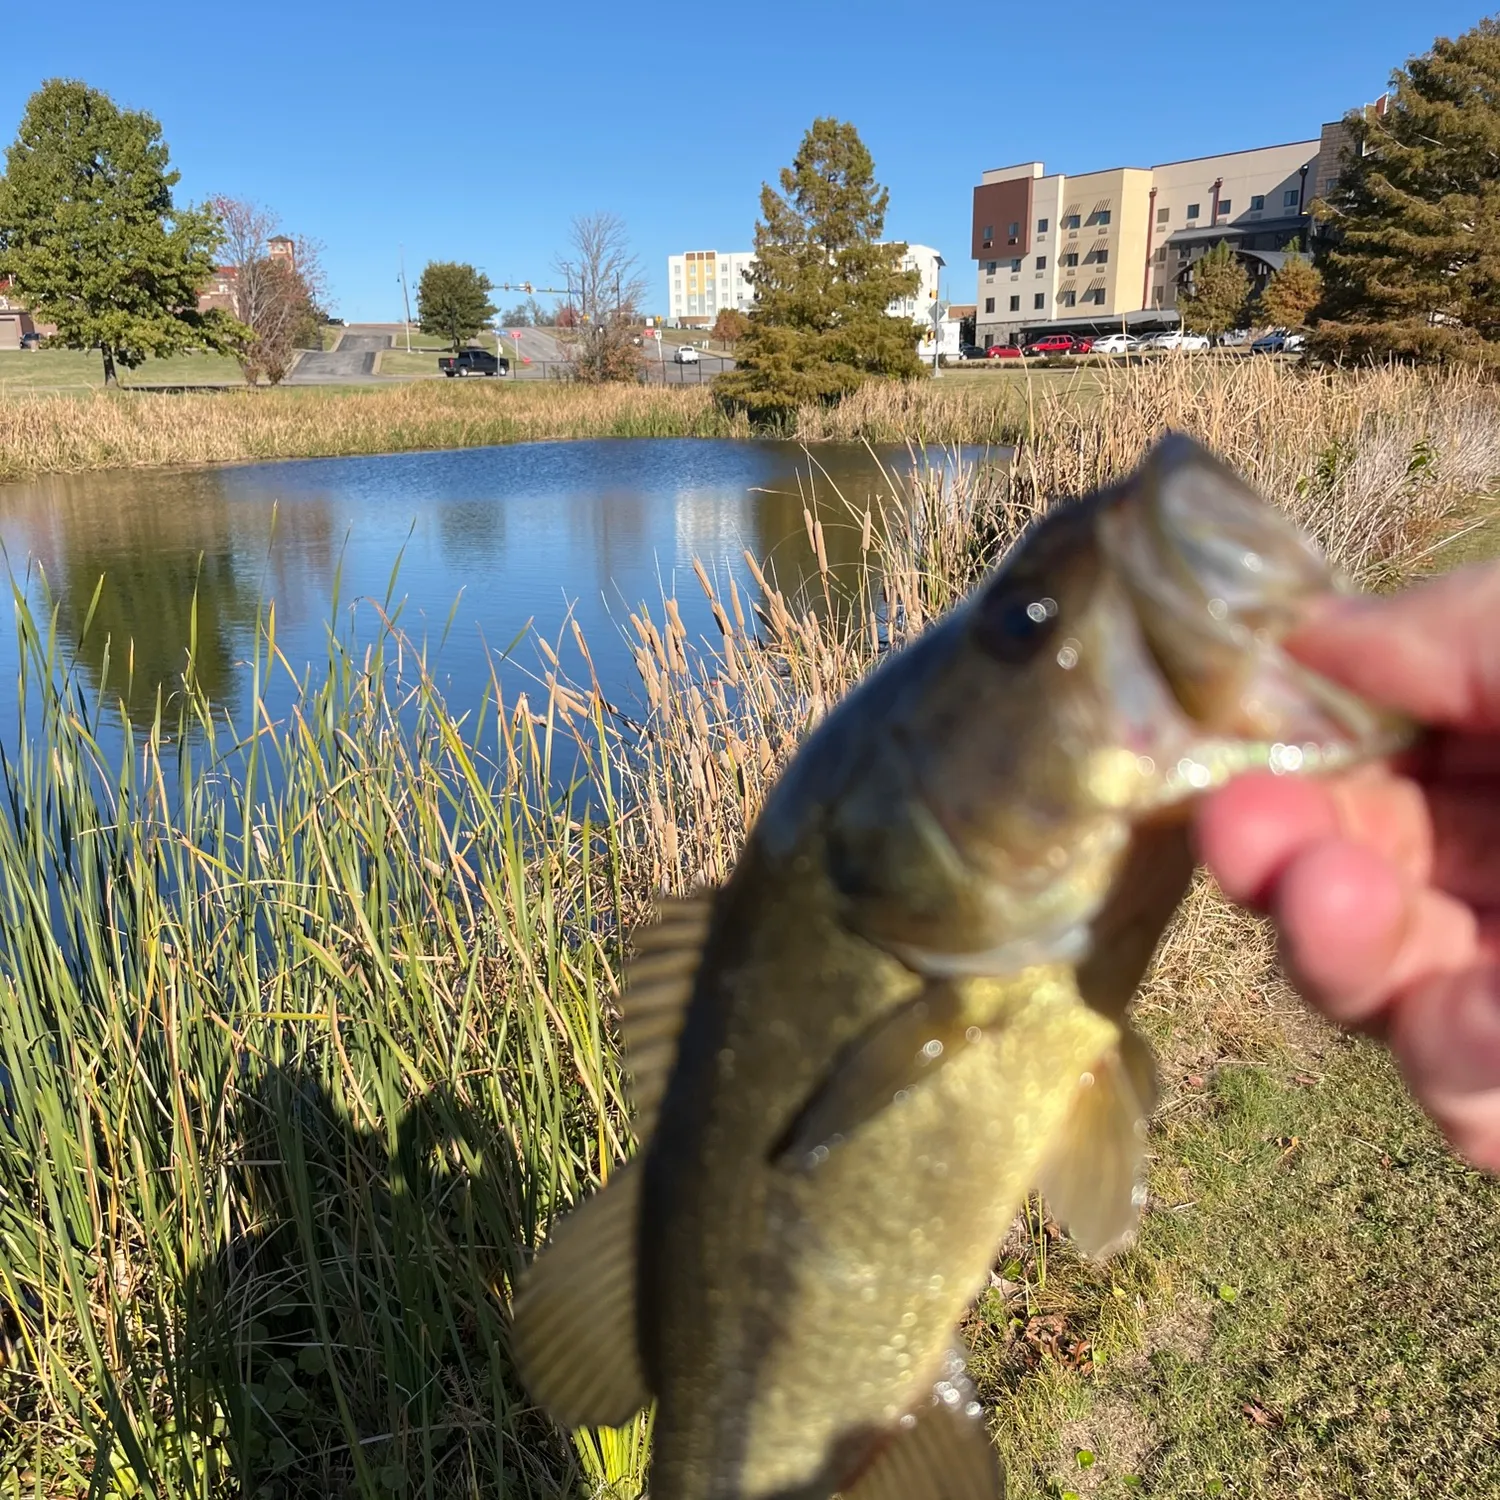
[0, 440, 991, 745]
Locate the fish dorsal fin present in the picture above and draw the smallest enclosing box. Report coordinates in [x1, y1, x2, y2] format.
[509, 1160, 650, 1429]
[838, 1358, 1000, 1500]
[1034, 1025, 1158, 1259]
[773, 983, 972, 1170]
[621, 895, 714, 1146]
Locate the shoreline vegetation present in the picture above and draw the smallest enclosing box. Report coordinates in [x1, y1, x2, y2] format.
[1, 362, 1499, 1496]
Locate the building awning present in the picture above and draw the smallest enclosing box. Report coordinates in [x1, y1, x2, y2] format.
[1237, 249, 1310, 274]
[1164, 214, 1308, 247]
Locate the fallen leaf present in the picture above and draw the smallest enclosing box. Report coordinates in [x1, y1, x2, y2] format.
[1242, 1398, 1284, 1430]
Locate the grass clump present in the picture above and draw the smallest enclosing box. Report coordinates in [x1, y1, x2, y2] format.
[0, 361, 1496, 1496]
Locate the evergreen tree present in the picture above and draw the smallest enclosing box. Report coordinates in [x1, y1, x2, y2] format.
[716, 118, 923, 416]
[1179, 242, 1250, 338]
[1257, 251, 1323, 330]
[0, 79, 237, 385]
[1312, 18, 1500, 363]
[416, 261, 497, 351]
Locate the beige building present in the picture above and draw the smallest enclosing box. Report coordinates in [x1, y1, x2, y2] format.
[972, 135, 1335, 347]
[668, 249, 758, 327]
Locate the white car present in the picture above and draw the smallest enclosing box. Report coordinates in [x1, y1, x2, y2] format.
[1090, 333, 1139, 355]
[1147, 330, 1210, 351]
[674, 344, 700, 364]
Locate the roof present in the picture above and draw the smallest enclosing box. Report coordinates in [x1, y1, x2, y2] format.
[945, 303, 977, 318]
[1164, 214, 1309, 247]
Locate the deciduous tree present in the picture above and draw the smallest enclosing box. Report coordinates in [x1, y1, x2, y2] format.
[712, 307, 749, 345]
[1179, 242, 1250, 339]
[0, 79, 237, 385]
[417, 261, 496, 351]
[715, 118, 923, 417]
[553, 212, 646, 383]
[1257, 250, 1322, 330]
[1311, 18, 1500, 364]
[214, 197, 326, 385]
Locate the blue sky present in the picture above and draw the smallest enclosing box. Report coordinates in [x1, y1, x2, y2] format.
[0, 1, 1485, 321]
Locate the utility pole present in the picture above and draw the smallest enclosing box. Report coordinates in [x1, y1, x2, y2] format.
[398, 245, 413, 353]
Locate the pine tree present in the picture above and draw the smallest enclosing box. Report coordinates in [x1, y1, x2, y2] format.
[1257, 252, 1323, 330]
[1311, 18, 1500, 364]
[1179, 242, 1250, 338]
[416, 262, 497, 351]
[716, 118, 922, 416]
[0, 79, 237, 385]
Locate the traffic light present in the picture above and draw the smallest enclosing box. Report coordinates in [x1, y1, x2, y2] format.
[523, 282, 533, 294]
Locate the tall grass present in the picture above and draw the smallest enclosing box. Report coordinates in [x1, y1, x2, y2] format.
[0, 363, 1495, 1497]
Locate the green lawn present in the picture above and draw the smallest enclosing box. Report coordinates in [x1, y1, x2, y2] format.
[376, 331, 499, 378]
[0, 347, 246, 390]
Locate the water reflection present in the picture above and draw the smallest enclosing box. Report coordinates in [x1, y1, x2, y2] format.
[0, 439, 986, 737]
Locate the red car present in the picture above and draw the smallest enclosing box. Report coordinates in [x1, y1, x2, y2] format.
[985, 344, 1022, 359]
[1072, 336, 1095, 354]
[1022, 335, 1079, 356]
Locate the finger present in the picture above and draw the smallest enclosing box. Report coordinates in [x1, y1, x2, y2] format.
[1288, 563, 1500, 731]
[1195, 772, 1339, 908]
[1387, 964, 1500, 1175]
[1428, 784, 1500, 908]
[1196, 766, 1432, 908]
[1271, 837, 1478, 1030]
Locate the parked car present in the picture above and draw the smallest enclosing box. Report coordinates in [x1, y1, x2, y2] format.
[1144, 330, 1209, 351]
[1218, 328, 1251, 347]
[1089, 333, 1138, 355]
[438, 348, 508, 377]
[985, 343, 1023, 359]
[958, 343, 987, 361]
[674, 344, 700, 364]
[1022, 335, 1078, 356]
[1250, 329, 1306, 354]
[1071, 336, 1095, 354]
[18, 331, 41, 350]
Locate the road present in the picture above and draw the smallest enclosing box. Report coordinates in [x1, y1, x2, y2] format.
[496, 327, 734, 385]
[288, 331, 391, 384]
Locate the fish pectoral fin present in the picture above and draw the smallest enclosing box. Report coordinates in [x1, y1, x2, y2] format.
[622, 895, 714, 1146]
[509, 1159, 650, 1429]
[772, 983, 973, 1170]
[837, 1363, 1000, 1500]
[1034, 1025, 1157, 1259]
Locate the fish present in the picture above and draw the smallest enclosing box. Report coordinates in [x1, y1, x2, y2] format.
[510, 433, 1408, 1500]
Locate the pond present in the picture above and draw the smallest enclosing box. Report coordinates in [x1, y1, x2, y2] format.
[0, 439, 992, 744]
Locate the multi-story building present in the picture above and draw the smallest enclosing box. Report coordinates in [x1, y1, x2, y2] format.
[668, 242, 946, 329]
[668, 250, 758, 327]
[971, 135, 1335, 348]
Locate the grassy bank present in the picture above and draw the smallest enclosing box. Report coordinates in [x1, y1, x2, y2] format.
[1, 362, 1498, 1497]
[0, 380, 747, 483]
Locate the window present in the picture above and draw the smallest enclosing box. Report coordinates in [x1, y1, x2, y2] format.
[1063, 213, 1080, 230]
[1033, 293, 1045, 310]
[1062, 251, 1078, 268]
[986, 260, 997, 274]
[1062, 289, 1076, 307]
[1035, 255, 1047, 270]
[984, 297, 995, 313]
[1091, 288, 1107, 305]
[1010, 257, 1022, 272]
[1095, 209, 1112, 226]
[1008, 221, 1020, 237]
[1094, 249, 1109, 264]
[1323, 176, 1338, 192]
[1154, 246, 1167, 263]
[1187, 203, 1200, 219]
[1009, 295, 1020, 311]
[1250, 194, 1265, 210]
[982, 224, 994, 243]
[1037, 217, 1049, 233]
[1217, 199, 1232, 216]
[1156, 206, 1169, 225]
[1284, 188, 1300, 208]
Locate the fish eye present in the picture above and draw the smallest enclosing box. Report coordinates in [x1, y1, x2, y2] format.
[974, 586, 1060, 664]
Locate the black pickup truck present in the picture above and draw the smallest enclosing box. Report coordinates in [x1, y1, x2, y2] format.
[438, 348, 509, 377]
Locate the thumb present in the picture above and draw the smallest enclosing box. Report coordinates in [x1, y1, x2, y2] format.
[1287, 561, 1500, 732]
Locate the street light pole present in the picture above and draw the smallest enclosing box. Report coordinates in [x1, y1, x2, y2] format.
[931, 252, 946, 376]
[398, 245, 413, 353]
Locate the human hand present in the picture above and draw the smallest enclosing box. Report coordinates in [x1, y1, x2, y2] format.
[1196, 560, 1500, 1172]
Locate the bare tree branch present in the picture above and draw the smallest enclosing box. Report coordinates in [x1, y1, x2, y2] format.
[553, 212, 647, 383]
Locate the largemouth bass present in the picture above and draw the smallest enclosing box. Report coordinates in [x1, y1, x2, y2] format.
[512, 435, 1407, 1500]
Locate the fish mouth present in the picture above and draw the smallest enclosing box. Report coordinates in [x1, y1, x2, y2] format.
[1099, 434, 1410, 770]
